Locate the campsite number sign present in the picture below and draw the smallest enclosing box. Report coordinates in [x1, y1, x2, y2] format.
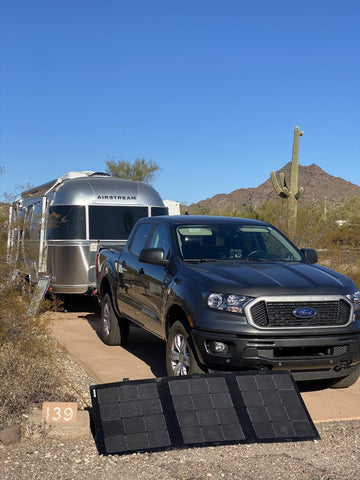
[42, 402, 78, 423]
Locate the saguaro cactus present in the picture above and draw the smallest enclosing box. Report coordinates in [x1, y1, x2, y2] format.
[270, 126, 304, 239]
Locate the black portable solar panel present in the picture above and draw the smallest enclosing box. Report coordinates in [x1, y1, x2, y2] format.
[90, 371, 319, 455]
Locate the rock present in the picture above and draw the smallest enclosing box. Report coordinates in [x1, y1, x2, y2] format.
[24, 407, 92, 440]
[0, 424, 22, 445]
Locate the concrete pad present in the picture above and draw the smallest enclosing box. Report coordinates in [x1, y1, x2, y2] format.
[49, 310, 360, 424]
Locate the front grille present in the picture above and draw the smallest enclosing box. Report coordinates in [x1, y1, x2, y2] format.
[258, 344, 349, 359]
[249, 299, 351, 328]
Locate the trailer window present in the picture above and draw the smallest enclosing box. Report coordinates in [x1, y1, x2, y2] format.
[48, 206, 86, 239]
[151, 206, 168, 216]
[89, 206, 148, 239]
[29, 202, 42, 240]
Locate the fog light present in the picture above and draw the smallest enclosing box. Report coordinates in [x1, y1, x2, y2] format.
[208, 341, 228, 354]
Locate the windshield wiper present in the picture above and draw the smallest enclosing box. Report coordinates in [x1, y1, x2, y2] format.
[245, 257, 298, 262]
[245, 257, 271, 262]
[183, 258, 221, 263]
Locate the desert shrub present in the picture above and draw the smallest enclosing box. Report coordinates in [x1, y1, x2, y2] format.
[0, 281, 68, 430]
[318, 246, 360, 288]
[0, 343, 63, 429]
[240, 201, 289, 232]
[0, 206, 68, 430]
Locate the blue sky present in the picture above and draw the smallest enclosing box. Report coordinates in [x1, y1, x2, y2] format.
[1, 0, 359, 205]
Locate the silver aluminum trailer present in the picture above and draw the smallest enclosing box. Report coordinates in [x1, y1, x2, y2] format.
[7, 171, 168, 294]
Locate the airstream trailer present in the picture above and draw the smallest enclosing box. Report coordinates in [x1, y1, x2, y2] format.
[7, 171, 168, 295]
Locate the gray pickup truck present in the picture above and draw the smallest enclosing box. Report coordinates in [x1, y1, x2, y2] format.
[96, 215, 360, 387]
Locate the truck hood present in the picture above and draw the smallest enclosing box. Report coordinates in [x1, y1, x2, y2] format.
[181, 260, 356, 296]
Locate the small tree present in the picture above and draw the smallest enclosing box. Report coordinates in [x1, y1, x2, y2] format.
[105, 157, 160, 184]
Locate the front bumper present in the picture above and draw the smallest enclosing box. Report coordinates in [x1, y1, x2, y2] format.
[191, 329, 360, 380]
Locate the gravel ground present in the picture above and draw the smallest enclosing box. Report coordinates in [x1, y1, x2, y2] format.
[1, 349, 359, 480]
[1, 421, 360, 480]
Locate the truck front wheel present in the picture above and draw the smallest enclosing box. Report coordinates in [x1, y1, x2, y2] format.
[166, 321, 204, 376]
[328, 365, 360, 389]
[101, 293, 129, 346]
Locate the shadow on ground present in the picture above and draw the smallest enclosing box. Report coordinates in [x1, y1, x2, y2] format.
[57, 294, 100, 314]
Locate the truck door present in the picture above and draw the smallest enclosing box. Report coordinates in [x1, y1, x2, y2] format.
[116, 222, 153, 322]
[135, 224, 171, 337]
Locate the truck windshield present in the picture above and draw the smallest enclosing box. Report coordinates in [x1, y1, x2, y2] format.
[176, 223, 302, 262]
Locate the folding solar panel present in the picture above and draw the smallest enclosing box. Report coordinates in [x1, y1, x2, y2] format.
[90, 371, 319, 455]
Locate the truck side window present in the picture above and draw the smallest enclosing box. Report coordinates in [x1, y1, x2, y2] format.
[129, 223, 153, 256]
[149, 225, 170, 259]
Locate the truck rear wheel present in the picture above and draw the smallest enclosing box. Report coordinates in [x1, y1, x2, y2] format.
[166, 320, 204, 376]
[101, 293, 129, 346]
[328, 365, 360, 389]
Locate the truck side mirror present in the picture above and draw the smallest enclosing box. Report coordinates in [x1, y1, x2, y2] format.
[139, 248, 169, 266]
[301, 248, 318, 264]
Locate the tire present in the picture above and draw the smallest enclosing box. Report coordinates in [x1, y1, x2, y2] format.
[100, 293, 129, 346]
[166, 320, 204, 376]
[328, 365, 360, 389]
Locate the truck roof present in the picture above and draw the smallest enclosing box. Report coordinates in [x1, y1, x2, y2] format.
[139, 215, 269, 225]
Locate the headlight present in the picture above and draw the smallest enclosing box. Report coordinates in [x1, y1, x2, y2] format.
[347, 290, 360, 312]
[206, 293, 251, 313]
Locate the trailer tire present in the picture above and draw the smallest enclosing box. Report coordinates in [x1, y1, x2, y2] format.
[101, 293, 129, 346]
[328, 365, 360, 389]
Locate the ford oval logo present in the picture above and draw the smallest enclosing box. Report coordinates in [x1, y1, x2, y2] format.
[292, 307, 317, 319]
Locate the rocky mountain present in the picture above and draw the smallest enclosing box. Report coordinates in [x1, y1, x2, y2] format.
[189, 163, 360, 212]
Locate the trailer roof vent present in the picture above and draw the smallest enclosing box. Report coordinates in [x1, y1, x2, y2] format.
[60, 171, 96, 181]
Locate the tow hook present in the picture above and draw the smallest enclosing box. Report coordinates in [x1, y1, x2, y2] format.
[334, 360, 351, 372]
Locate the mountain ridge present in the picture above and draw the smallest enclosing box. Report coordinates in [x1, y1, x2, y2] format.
[189, 163, 360, 211]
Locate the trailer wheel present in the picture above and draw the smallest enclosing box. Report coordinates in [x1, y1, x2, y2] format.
[328, 365, 360, 389]
[101, 293, 129, 346]
[166, 320, 204, 376]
